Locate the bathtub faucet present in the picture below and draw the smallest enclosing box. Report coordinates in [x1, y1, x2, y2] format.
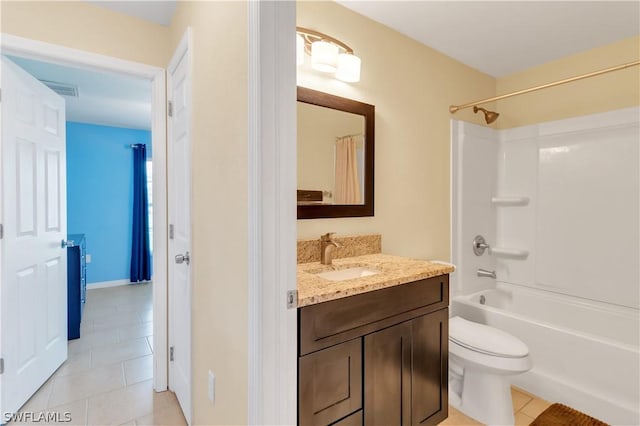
[473, 235, 490, 256]
[477, 269, 496, 279]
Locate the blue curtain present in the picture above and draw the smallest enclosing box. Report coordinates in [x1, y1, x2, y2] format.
[130, 144, 151, 282]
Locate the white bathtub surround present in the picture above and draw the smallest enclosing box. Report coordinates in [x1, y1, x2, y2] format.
[448, 316, 532, 425]
[452, 284, 639, 425]
[451, 107, 640, 425]
[450, 121, 498, 297]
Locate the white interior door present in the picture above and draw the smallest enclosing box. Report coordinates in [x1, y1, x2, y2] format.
[0, 56, 67, 419]
[167, 33, 192, 424]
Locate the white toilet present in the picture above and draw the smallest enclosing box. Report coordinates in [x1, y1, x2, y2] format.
[448, 316, 532, 425]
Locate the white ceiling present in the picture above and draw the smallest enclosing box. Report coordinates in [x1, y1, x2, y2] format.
[338, 1, 640, 77]
[9, 1, 638, 130]
[9, 56, 152, 130]
[86, 1, 639, 77]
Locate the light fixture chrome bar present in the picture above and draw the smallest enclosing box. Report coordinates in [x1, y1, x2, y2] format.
[296, 26, 354, 54]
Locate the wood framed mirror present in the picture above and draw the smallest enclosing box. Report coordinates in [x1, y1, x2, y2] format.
[297, 87, 375, 219]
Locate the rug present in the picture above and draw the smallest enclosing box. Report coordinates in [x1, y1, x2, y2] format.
[530, 403, 609, 426]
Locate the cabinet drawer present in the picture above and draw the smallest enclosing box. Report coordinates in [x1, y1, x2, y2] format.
[299, 339, 362, 426]
[299, 276, 448, 355]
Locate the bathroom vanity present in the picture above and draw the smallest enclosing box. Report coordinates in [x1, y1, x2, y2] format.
[297, 253, 452, 425]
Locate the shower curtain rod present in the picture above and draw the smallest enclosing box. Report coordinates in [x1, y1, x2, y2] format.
[449, 60, 640, 114]
[335, 133, 363, 140]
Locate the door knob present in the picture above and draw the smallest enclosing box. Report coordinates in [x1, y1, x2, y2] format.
[61, 239, 75, 248]
[175, 252, 190, 265]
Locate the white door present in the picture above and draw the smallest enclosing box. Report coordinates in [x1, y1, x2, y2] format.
[167, 36, 192, 424]
[0, 56, 67, 419]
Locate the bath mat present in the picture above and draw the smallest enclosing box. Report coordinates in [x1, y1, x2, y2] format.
[530, 403, 609, 426]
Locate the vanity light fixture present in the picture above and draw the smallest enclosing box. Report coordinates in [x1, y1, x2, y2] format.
[296, 27, 361, 83]
[296, 33, 305, 66]
[311, 40, 339, 72]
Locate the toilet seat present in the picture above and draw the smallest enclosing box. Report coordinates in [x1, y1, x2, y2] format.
[450, 339, 532, 374]
[449, 316, 528, 358]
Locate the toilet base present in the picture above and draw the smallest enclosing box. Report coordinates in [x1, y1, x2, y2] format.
[455, 368, 515, 425]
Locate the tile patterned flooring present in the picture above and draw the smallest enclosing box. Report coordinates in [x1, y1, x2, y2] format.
[440, 387, 552, 425]
[11, 283, 186, 426]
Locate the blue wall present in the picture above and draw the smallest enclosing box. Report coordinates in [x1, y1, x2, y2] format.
[66, 122, 151, 284]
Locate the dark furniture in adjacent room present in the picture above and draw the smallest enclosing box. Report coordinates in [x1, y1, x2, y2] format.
[67, 234, 86, 340]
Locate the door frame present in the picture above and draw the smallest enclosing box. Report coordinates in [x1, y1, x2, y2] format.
[1, 33, 169, 391]
[247, 2, 297, 424]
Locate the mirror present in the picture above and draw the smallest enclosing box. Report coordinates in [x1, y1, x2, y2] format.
[297, 87, 375, 219]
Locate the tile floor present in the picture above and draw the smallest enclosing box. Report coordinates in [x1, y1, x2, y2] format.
[440, 386, 552, 425]
[11, 283, 186, 426]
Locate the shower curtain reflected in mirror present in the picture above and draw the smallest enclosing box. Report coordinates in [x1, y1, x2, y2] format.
[334, 135, 361, 204]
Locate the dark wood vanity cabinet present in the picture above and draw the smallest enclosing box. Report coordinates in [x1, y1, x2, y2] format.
[365, 309, 448, 426]
[299, 339, 362, 425]
[298, 275, 449, 426]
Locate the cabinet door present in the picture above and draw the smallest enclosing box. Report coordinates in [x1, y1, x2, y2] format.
[299, 339, 362, 425]
[364, 321, 412, 426]
[332, 410, 362, 426]
[411, 309, 448, 425]
[364, 310, 448, 426]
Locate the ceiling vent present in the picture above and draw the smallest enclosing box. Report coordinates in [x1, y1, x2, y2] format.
[39, 80, 79, 98]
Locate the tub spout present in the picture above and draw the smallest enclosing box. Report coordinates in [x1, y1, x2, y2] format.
[477, 269, 496, 279]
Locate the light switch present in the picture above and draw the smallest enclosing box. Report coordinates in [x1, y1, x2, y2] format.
[86, 254, 92, 264]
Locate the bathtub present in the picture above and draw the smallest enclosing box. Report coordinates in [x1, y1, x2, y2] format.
[452, 282, 640, 425]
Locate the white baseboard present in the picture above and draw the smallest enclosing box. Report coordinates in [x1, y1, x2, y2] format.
[87, 279, 137, 289]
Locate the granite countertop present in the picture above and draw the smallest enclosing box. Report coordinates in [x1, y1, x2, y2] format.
[297, 253, 454, 307]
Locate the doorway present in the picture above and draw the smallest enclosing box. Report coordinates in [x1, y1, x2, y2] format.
[1, 34, 172, 423]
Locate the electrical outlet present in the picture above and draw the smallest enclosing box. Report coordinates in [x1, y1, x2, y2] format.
[86, 254, 92, 264]
[208, 370, 215, 404]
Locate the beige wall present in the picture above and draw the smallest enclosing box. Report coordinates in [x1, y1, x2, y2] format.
[2, 1, 249, 424]
[496, 35, 640, 129]
[297, 1, 496, 261]
[169, 2, 248, 425]
[4, 2, 636, 425]
[0, 1, 170, 67]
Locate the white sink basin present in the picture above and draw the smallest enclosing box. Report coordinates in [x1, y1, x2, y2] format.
[315, 267, 381, 282]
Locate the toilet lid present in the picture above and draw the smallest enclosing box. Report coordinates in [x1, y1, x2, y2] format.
[449, 316, 529, 358]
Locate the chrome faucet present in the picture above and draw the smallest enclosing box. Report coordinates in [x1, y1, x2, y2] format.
[477, 268, 496, 279]
[473, 235, 490, 256]
[320, 232, 342, 265]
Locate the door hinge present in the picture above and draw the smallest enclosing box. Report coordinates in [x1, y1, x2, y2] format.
[0, 358, 4, 374]
[169, 224, 174, 240]
[170, 346, 174, 362]
[0, 224, 3, 239]
[168, 100, 174, 117]
[286, 290, 298, 309]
